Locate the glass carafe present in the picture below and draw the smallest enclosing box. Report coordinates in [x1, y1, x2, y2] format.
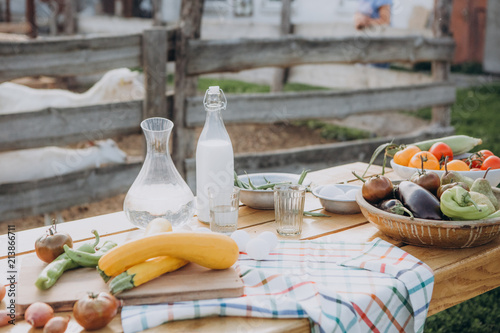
[124, 117, 195, 228]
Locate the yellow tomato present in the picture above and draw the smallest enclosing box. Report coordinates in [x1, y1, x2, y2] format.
[442, 160, 470, 171]
[393, 145, 421, 167]
[408, 151, 440, 170]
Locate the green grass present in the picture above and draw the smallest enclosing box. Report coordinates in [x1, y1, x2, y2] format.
[197, 77, 329, 94]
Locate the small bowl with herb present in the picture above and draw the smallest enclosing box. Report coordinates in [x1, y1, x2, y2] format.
[235, 171, 311, 209]
[312, 184, 362, 214]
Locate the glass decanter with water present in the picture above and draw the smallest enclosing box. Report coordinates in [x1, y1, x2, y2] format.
[124, 117, 195, 228]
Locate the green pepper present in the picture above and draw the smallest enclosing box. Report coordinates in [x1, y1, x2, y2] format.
[34, 230, 100, 290]
[63, 240, 117, 268]
[440, 186, 495, 220]
[484, 210, 500, 219]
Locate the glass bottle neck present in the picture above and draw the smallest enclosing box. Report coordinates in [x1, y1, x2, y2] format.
[200, 109, 229, 141]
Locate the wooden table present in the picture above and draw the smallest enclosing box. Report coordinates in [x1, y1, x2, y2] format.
[1, 162, 500, 332]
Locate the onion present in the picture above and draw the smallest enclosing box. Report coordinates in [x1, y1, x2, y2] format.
[0, 310, 11, 327]
[25, 302, 54, 328]
[43, 316, 70, 333]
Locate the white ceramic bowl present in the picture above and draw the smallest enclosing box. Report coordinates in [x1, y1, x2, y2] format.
[312, 184, 362, 214]
[237, 173, 311, 210]
[390, 159, 500, 187]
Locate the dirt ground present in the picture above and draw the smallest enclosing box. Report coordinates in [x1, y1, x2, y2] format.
[4, 112, 427, 233]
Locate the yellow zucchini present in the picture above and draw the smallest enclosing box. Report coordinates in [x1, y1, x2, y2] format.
[98, 232, 239, 277]
[109, 256, 188, 294]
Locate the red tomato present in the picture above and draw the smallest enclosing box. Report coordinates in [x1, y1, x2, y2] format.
[468, 155, 483, 169]
[429, 142, 454, 163]
[73, 292, 120, 330]
[481, 155, 500, 170]
[478, 149, 494, 160]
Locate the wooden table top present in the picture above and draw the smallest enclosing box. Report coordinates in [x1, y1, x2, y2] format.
[1, 162, 500, 332]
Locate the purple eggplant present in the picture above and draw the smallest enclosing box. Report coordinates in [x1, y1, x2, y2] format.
[379, 199, 415, 219]
[396, 181, 443, 220]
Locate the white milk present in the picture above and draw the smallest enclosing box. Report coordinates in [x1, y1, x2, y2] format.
[196, 139, 234, 222]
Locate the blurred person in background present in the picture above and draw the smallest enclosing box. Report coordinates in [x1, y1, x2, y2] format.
[354, 0, 393, 68]
[354, 0, 392, 30]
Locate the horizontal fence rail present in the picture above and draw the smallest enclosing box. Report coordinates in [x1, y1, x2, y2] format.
[0, 101, 143, 151]
[0, 94, 174, 152]
[0, 29, 177, 81]
[186, 36, 455, 75]
[0, 161, 142, 222]
[185, 82, 456, 127]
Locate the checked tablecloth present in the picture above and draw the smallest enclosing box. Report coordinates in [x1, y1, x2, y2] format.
[121, 238, 434, 333]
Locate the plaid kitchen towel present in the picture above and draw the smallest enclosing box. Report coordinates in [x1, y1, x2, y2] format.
[121, 238, 434, 333]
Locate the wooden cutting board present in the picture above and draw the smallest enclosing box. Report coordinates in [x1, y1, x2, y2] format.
[17, 254, 244, 315]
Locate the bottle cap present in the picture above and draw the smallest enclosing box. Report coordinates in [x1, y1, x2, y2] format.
[204, 86, 227, 111]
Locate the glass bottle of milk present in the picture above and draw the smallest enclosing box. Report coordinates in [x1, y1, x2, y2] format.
[196, 86, 234, 223]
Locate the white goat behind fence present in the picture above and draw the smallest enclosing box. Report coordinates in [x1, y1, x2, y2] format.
[0, 139, 127, 184]
[0, 68, 145, 114]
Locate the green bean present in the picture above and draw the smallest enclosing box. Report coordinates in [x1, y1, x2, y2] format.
[245, 171, 257, 190]
[298, 169, 310, 185]
[234, 172, 249, 189]
[256, 181, 292, 190]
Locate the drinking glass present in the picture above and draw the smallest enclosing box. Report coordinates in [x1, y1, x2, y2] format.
[274, 184, 306, 236]
[208, 186, 240, 234]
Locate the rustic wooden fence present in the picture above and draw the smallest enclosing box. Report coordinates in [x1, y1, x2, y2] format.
[0, 28, 175, 221]
[0, 0, 455, 222]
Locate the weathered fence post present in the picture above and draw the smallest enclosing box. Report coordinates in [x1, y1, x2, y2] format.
[172, 0, 204, 177]
[152, 0, 163, 26]
[431, 0, 453, 127]
[63, 0, 77, 35]
[26, 0, 37, 38]
[271, 0, 292, 92]
[142, 28, 168, 121]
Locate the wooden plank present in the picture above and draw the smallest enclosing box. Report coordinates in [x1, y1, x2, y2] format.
[402, 236, 500, 316]
[186, 36, 455, 75]
[17, 256, 243, 315]
[185, 83, 457, 127]
[431, 0, 453, 127]
[0, 28, 175, 81]
[172, 0, 204, 177]
[142, 28, 168, 119]
[244, 213, 368, 241]
[0, 100, 143, 151]
[0, 34, 142, 80]
[0, 161, 142, 222]
[0, 211, 137, 258]
[185, 127, 454, 188]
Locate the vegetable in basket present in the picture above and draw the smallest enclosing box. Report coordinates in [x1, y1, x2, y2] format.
[396, 181, 442, 220]
[440, 186, 495, 220]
